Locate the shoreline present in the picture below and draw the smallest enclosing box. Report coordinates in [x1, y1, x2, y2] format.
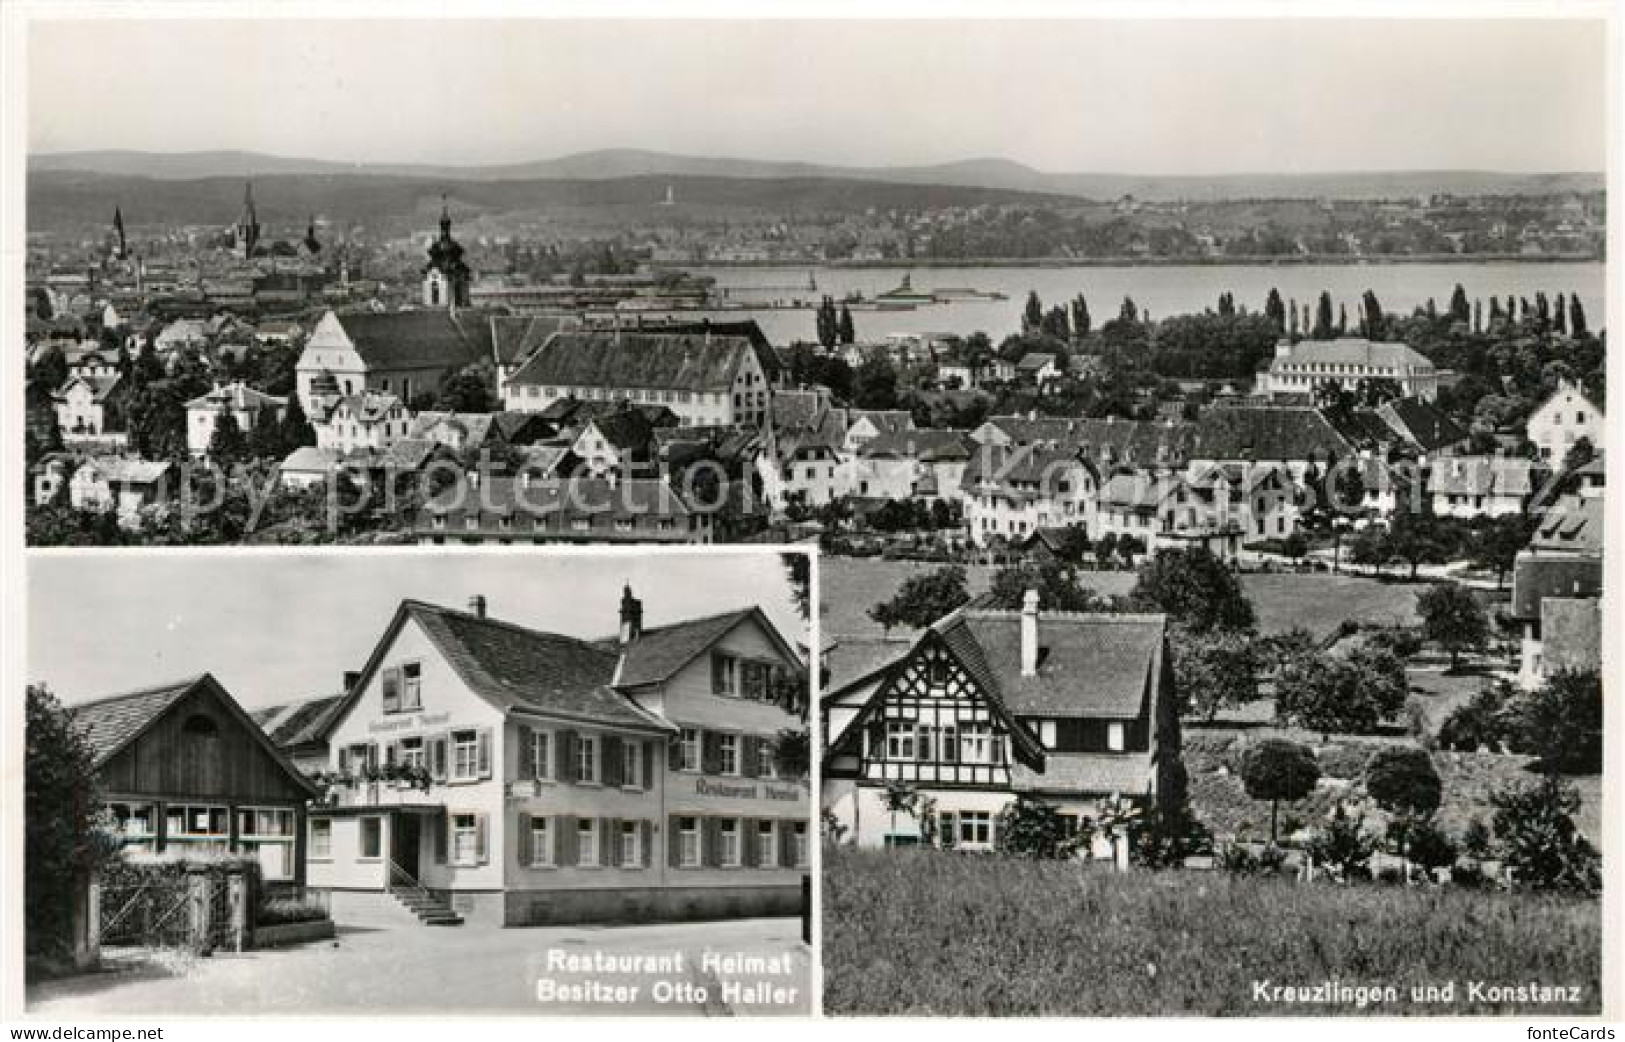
[686, 254, 1603, 270]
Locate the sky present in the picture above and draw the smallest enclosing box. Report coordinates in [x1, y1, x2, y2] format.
[26, 17, 1609, 175]
[26, 551, 808, 709]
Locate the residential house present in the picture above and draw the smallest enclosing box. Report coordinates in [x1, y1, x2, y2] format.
[154, 318, 210, 356]
[1427, 456, 1542, 519]
[313, 392, 413, 453]
[70, 674, 319, 886]
[822, 595, 1180, 854]
[1375, 397, 1470, 460]
[68, 458, 173, 525]
[1510, 494, 1603, 689]
[850, 429, 974, 503]
[307, 590, 807, 925]
[1527, 380, 1605, 464]
[841, 410, 914, 457]
[185, 381, 289, 457]
[569, 407, 663, 478]
[53, 373, 130, 444]
[758, 390, 849, 513]
[961, 444, 1099, 548]
[1015, 352, 1060, 389]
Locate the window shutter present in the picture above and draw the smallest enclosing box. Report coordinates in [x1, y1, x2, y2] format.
[603, 736, 622, 787]
[668, 816, 682, 868]
[367, 743, 379, 769]
[435, 815, 448, 864]
[702, 731, 721, 775]
[741, 736, 759, 778]
[939, 811, 956, 848]
[667, 738, 682, 772]
[475, 814, 489, 864]
[642, 821, 653, 868]
[601, 818, 616, 868]
[711, 652, 726, 694]
[519, 726, 535, 780]
[337, 748, 350, 774]
[779, 822, 794, 868]
[742, 818, 758, 867]
[385, 740, 399, 766]
[517, 812, 532, 866]
[643, 742, 655, 791]
[703, 818, 719, 868]
[560, 731, 579, 785]
[553, 815, 567, 867]
[476, 729, 492, 780]
[560, 815, 577, 867]
[430, 735, 448, 782]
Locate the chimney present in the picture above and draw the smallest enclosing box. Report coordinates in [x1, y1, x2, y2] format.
[342, 670, 361, 692]
[468, 595, 487, 619]
[1020, 589, 1041, 678]
[619, 584, 644, 644]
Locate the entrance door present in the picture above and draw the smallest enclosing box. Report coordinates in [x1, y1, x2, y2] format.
[392, 814, 421, 881]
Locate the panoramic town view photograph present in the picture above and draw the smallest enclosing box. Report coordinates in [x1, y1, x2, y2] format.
[22, 551, 813, 1015]
[8, 6, 1613, 1026]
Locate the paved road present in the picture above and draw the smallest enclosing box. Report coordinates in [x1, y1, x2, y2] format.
[26, 917, 810, 1017]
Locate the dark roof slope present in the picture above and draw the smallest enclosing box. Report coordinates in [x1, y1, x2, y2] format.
[613, 609, 758, 689]
[250, 693, 347, 750]
[69, 676, 203, 764]
[401, 601, 670, 730]
[331, 310, 488, 371]
[1377, 397, 1469, 453]
[489, 314, 580, 367]
[1191, 407, 1352, 461]
[940, 610, 1165, 718]
[506, 331, 753, 393]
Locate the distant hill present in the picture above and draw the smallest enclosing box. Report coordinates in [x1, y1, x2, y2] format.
[24, 170, 1080, 232]
[28, 148, 1605, 201]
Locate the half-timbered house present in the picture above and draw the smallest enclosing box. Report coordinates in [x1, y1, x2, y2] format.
[821, 593, 1180, 853]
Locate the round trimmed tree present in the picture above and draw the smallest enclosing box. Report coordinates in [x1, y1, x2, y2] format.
[1241, 738, 1320, 843]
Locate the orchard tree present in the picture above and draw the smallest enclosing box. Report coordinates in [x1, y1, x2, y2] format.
[988, 558, 1102, 613]
[1416, 582, 1488, 671]
[1511, 669, 1602, 775]
[1128, 547, 1256, 634]
[1240, 738, 1320, 843]
[1275, 649, 1407, 739]
[868, 565, 969, 633]
[1471, 514, 1536, 590]
[1490, 774, 1600, 894]
[1170, 627, 1260, 722]
[1366, 745, 1442, 822]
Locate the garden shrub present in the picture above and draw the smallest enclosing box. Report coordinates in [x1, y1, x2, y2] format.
[257, 896, 329, 927]
[1304, 804, 1377, 880]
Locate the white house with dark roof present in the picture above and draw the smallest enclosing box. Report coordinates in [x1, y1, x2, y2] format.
[1527, 379, 1604, 464]
[502, 330, 772, 427]
[849, 429, 974, 503]
[821, 594, 1179, 854]
[54, 373, 130, 444]
[1426, 455, 1543, 518]
[313, 391, 412, 453]
[185, 381, 288, 456]
[416, 474, 712, 545]
[68, 458, 173, 525]
[1258, 337, 1440, 402]
[307, 589, 807, 926]
[961, 443, 1100, 548]
[1510, 494, 1603, 689]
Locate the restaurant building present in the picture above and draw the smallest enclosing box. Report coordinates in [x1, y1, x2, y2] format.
[306, 588, 809, 926]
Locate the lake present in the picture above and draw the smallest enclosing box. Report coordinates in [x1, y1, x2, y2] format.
[646, 261, 1606, 346]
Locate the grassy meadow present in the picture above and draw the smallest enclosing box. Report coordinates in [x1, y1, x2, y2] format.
[822, 845, 1601, 1016]
[820, 557, 1421, 640]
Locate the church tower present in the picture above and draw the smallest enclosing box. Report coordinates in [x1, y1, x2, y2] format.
[111, 206, 128, 261]
[235, 182, 261, 259]
[422, 195, 471, 309]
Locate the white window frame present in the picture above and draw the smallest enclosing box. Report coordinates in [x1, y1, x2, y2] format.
[679, 728, 701, 772]
[532, 729, 553, 781]
[451, 730, 479, 782]
[399, 736, 426, 770]
[530, 818, 552, 867]
[622, 742, 640, 789]
[957, 811, 993, 849]
[577, 819, 598, 867]
[309, 817, 332, 859]
[450, 813, 478, 867]
[238, 806, 297, 881]
[793, 822, 809, 867]
[400, 661, 422, 711]
[718, 733, 740, 777]
[756, 740, 777, 779]
[755, 821, 776, 867]
[578, 735, 599, 784]
[679, 817, 701, 867]
[1107, 722, 1126, 752]
[619, 821, 640, 868]
[359, 815, 383, 861]
[719, 819, 741, 867]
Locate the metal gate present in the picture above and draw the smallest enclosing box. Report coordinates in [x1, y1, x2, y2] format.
[93, 871, 223, 965]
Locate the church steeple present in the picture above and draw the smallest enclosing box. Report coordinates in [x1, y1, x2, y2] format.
[235, 181, 261, 259]
[423, 193, 470, 310]
[111, 205, 127, 260]
[303, 214, 321, 255]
